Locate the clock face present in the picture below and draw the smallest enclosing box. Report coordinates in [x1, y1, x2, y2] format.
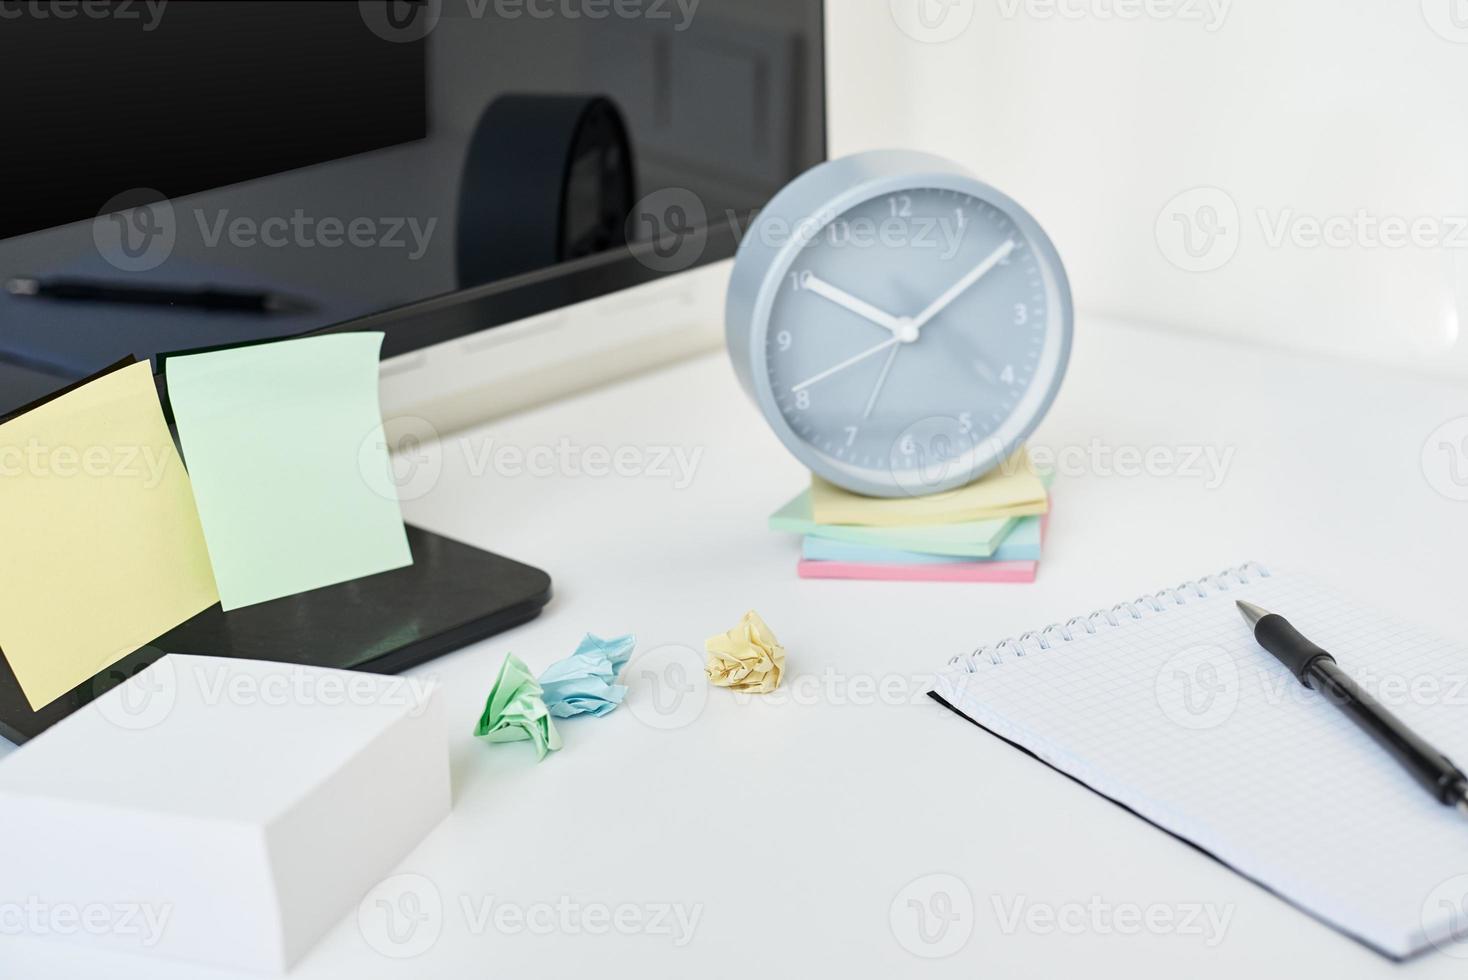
[760, 186, 1060, 492]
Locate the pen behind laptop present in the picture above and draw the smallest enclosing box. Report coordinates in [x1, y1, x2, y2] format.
[5, 277, 313, 315]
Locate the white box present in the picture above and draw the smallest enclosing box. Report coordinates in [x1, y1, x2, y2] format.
[0, 654, 450, 973]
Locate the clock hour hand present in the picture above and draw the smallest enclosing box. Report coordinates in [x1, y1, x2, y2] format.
[911, 239, 1017, 331]
[800, 274, 904, 335]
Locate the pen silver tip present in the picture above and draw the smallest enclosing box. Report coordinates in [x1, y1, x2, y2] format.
[1236, 600, 1270, 629]
[4, 277, 38, 296]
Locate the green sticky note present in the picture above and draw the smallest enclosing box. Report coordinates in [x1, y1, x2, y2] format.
[769, 490, 1014, 558]
[166, 333, 412, 611]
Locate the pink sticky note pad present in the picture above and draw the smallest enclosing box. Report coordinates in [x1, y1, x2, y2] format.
[796, 559, 1039, 583]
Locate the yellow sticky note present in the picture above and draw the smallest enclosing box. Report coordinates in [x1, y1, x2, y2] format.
[809, 449, 1048, 527]
[0, 361, 218, 710]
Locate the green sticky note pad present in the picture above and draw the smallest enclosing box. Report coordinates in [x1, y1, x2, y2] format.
[166, 334, 412, 611]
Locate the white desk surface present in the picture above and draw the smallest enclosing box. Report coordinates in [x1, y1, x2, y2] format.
[4, 315, 1467, 979]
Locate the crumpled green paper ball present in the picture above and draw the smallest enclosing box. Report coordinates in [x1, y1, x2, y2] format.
[473, 653, 562, 760]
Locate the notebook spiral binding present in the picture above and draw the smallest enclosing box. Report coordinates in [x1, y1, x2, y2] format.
[948, 562, 1272, 673]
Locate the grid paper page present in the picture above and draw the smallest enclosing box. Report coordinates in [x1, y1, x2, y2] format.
[934, 569, 1468, 959]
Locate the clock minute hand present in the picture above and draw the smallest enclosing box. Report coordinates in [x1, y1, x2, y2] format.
[911, 239, 1017, 331]
[801, 274, 903, 335]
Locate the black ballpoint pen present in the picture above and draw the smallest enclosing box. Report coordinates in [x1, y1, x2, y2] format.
[4, 277, 313, 315]
[1237, 600, 1468, 815]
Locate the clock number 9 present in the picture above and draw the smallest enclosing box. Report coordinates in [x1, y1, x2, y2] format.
[776, 330, 792, 351]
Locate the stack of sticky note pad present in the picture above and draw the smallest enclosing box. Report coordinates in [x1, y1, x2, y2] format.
[769, 449, 1050, 583]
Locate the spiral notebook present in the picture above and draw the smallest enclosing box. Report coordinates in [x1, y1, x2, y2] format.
[931, 563, 1468, 960]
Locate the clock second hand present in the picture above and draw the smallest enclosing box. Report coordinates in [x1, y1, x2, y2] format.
[861, 343, 902, 420]
[791, 335, 900, 393]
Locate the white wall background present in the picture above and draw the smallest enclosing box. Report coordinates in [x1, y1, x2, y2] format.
[827, 0, 1468, 379]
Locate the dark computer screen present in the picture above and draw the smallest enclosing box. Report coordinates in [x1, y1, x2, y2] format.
[0, 0, 826, 413]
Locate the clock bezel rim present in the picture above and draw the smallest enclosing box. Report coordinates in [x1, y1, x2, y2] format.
[736, 161, 1074, 498]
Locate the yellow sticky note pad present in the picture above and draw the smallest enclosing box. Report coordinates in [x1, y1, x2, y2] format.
[0, 361, 218, 710]
[809, 448, 1048, 527]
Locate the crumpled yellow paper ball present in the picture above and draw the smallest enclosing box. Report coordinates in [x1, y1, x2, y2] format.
[705, 610, 785, 693]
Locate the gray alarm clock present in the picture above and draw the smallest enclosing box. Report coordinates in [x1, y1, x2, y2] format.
[726, 150, 1072, 497]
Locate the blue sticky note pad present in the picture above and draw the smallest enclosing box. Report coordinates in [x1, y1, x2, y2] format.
[802, 515, 1043, 565]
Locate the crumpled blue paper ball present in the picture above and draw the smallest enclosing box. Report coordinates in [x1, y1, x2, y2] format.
[538, 633, 635, 718]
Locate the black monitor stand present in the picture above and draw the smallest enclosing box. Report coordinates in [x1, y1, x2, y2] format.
[0, 525, 551, 744]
